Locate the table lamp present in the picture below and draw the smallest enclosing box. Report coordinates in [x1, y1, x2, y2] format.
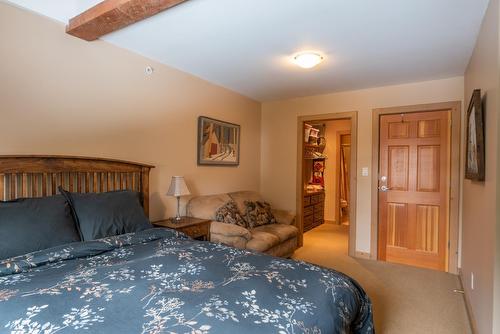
[166, 176, 191, 221]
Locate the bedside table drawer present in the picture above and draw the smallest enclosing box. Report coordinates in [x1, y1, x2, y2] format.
[180, 223, 210, 240]
[153, 217, 211, 241]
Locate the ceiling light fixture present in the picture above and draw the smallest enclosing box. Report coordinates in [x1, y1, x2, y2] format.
[292, 52, 324, 69]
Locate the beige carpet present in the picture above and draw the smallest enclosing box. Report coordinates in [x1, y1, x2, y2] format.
[292, 223, 471, 334]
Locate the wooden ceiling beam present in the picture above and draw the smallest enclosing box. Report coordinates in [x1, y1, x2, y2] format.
[66, 0, 189, 41]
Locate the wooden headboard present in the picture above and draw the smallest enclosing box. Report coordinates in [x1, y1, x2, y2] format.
[0, 155, 154, 217]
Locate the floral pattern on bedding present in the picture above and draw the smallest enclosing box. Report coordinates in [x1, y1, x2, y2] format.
[0, 228, 374, 333]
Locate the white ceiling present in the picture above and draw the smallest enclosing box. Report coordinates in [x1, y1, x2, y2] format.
[4, 0, 490, 101]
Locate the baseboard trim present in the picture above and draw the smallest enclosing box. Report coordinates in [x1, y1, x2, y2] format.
[355, 251, 371, 259]
[458, 269, 478, 334]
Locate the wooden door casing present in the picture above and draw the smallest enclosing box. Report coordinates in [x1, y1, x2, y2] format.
[378, 110, 450, 271]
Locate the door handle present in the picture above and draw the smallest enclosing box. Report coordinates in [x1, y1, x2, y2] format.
[379, 185, 391, 192]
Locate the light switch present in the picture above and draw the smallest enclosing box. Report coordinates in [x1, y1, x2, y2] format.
[361, 167, 369, 177]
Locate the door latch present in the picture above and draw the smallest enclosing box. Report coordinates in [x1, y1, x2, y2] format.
[379, 185, 390, 192]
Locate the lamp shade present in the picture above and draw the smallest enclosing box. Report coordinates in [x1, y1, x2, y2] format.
[166, 176, 191, 197]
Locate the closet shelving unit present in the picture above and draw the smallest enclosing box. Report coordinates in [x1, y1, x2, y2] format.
[303, 124, 326, 233]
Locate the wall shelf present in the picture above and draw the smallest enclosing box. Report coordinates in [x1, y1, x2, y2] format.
[303, 123, 326, 233]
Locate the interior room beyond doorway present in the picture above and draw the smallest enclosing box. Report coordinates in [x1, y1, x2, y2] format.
[302, 118, 352, 252]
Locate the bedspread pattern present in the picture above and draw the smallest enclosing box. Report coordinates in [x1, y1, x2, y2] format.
[0, 228, 373, 333]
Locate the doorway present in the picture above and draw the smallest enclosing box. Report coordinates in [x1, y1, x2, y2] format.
[371, 102, 461, 273]
[337, 133, 351, 226]
[296, 112, 357, 257]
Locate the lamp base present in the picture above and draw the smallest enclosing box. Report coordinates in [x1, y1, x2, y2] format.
[174, 196, 182, 222]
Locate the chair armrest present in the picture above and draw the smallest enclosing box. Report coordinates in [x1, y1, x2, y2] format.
[272, 209, 296, 226]
[210, 221, 252, 249]
[210, 221, 252, 240]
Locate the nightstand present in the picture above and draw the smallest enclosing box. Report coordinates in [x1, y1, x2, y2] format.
[153, 217, 211, 241]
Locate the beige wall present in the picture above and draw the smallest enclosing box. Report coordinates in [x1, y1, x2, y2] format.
[0, 2, 261, 221]
[323, 119, 351, 222]
[462, 0, 500, 332]
[261, 77, 464, 253]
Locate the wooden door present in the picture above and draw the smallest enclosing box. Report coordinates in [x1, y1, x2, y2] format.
[378, 110, 450, 271]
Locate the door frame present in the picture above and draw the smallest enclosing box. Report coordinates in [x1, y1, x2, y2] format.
[336, 131, 351, 224]
[370, 101, 461, 273]
[296, 111, 358, 258]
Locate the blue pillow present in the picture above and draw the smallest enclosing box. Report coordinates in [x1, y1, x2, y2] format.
[0, 195, 81, 260]
[59, 188, 152, 241]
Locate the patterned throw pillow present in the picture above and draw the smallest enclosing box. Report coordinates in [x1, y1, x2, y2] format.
[244, 201, 277, 229]
[215, 200, 247, 227]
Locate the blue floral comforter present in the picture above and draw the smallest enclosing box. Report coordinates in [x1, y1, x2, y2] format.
[0, 228, 374, 333]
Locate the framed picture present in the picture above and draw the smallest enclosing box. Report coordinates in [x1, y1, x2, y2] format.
[465, 89, 485, 181]
[197, 116, 240, 166]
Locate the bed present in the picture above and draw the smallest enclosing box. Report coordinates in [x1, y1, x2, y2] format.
[0, 156, 374, 333]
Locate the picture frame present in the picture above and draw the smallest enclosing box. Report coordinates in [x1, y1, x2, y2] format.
[465, 89, 485, 181]
[197, 116, 240, 166]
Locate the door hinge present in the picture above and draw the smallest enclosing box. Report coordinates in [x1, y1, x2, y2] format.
[448, 240, 451, 249]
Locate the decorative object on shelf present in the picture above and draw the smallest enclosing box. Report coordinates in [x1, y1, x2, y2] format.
[313, 160, 324, 172]
[465, 89, 485, 181]
[306, 184, 323, 192]
[304, 133, 327, 159]
[166, 176, 191, 221]
[198, 116, 240, 166]
[304, 145, 316, 158]
[304, 123, 322, 144]
[313, 152, 327, 159]
[312, 172, 323, 185]
[308, 127, 320, 140]
[304, 148, 327, 159]
[312, 160, 325, 186]
[304, 124, 312, 142]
